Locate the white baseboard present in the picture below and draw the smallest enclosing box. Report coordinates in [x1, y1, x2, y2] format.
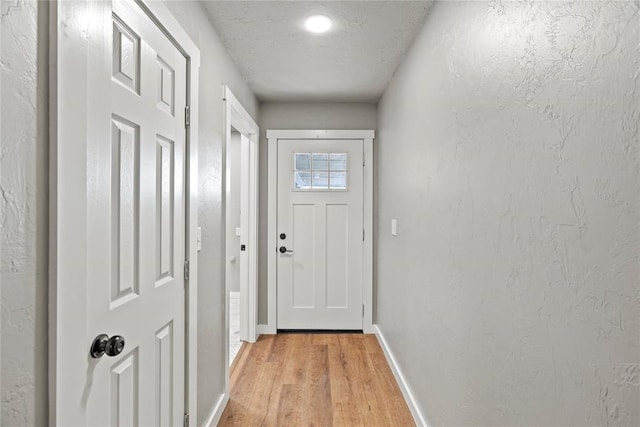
[373, 325, 428, 427]
[257, 323, 276, 335]
[203, 392, 229, 427]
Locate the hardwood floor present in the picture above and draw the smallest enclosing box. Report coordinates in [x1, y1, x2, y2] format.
[219, 333, 415, 426]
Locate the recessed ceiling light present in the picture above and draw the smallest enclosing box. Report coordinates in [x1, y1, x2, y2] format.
[305, 15, 333, 34]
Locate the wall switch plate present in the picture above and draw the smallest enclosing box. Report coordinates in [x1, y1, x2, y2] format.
[196, 227, 202, 251]
[391, 219, 398, 236]
[235, 227, 241, 237]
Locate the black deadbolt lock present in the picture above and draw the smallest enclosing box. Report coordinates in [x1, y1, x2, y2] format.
[240, 244, 246, 251]
[279, 233, 286, 240]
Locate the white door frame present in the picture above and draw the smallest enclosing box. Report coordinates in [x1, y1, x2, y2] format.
[265, 130, 375, 334]
[48, 1, 200, 423]
[222, 86, 259, 390]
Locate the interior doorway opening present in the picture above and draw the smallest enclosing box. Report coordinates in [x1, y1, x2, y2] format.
[226, 127, 243, 365]
[223, 86, 259, 391]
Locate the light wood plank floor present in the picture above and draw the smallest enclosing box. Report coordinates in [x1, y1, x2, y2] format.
[219, 333, 415, 426]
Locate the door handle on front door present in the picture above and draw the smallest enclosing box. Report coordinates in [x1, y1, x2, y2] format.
[279, 246, 293, 254]
[90, 334, 126, 358]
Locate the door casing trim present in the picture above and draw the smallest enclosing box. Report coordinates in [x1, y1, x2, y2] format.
[265, 130, 375, 334]
[49, 0, 200, 423]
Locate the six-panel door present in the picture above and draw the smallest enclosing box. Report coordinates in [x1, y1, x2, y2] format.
[85, 1, 187, 425]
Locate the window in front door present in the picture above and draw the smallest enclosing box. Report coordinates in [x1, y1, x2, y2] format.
[293, 152, 348, 191]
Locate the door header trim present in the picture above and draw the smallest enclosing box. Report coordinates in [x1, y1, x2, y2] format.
[267, 129, 375, 140]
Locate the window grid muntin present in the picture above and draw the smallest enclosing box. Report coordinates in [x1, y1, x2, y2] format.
[293, 152, 348, 191]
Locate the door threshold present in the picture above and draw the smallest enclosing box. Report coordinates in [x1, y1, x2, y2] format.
[277, 329, 363, 334]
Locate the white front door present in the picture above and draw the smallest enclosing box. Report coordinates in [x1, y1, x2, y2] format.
[277, 139, 364, 329]
[61, 0, 187, 424]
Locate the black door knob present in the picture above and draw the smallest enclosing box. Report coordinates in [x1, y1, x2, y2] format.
[279, 246, 293, 254]
[106, 335, 126, 357]
[90, 334, 126, 358]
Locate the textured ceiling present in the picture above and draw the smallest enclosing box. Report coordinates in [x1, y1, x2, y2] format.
[201, 1, 433, 102]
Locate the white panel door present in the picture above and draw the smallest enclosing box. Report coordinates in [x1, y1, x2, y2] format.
[82, 1, 187, 425]
[277, 139, 364, 329]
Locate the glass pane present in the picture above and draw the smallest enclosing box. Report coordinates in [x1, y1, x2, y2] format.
[312, 172, 328, 189]
[329, 172, 347, 189]
[312, 153, 329, 171]
[329, 153, 348, 171]
[294, 171, 312, 189]
[294, 153, 311, 171]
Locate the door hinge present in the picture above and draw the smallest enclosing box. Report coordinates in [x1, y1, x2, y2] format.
[363, 229, 365, 241]
[184, 413, 189, 427]
[184, 259, 190, 281]
[362, 304, 365, 317]
[185, 105, 191, 127]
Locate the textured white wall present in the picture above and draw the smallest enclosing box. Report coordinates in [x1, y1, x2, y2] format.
[377, 1, 639, 425]
[1, 1, 49, 425]
[162, 2, 258, 424]
[258, 102, 377, 324]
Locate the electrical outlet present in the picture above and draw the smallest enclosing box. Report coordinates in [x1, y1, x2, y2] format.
[391, 219, 397, 236]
